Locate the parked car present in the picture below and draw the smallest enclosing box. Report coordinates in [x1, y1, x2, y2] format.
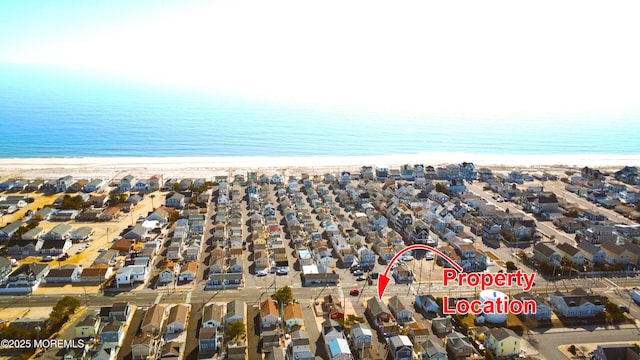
[76, 247, 85, 254]
[276, 268, 288, 275]
[369, 272, 379, 279]
[98, 248, 108, 252]
[619, 305, 630, 313]
[425, 251, 434, 260]
[349, 289, 360, 296]
[256, 270, 268, 277]
[356, 275, 366, 281]
[352, 270, 363, 276]
[401, 254, 414, 261]
[42, 256, 54, 262]
[350, 265, 362, 273]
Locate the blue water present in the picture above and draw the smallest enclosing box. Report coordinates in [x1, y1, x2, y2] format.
[1, 63, 639, 158]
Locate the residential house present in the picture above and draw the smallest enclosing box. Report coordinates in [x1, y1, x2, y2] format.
[93, 249, 119, 266]
[7, 239, 41, 258]
[22, 227, 45, 241]
[149, 175, 163, 191]
[120, 175, 136, 192]
[78, 265, 112, 285]
[89, 343, 117, 360]
[322, 318, 345, 344]
[349, 323, 373, 351]
[388, 295, 414, 324]
[146, 207, 171, 224]
[165, 192, 186, 208]
[202, 303, 223, 329]
[75, 314, 101, 338]
[179, 261, 197, 282]
[365, 297, 398, 337]
[160, 342, 183, 360]
[431, 317, 453, 337]
[260, 300, 282, 332]
[327, 338, 353, 360]
[99, 207, 120, 221]
[123, 224, 148, 241]
[601, 242, 632, 265]
[415, 294, 439, 314]
[40, 239, 72, 256]
[446, 331, 475, 359]
[289, 330, 314, 360]
[225, 300, 246, 328]
[44, 223, 73, 240]
[108, 302, 133, 323]
[553, 216, 584, 234]
[577, 241, 606, 265]
[388, 335, 413, 360]
[556, 242, 585, 266]
[84, 178, 106, 193]
[164, 304, 190, 334]
[283, 303, 305, 331]
[0, 221, 25, 242]
[549, 288, 605, 318]
[44, 265, 81, 284]
[6, 262, 50, 288]
[115, 265, 148, 287]
[56, 175, 74, 192]
[592, 344, 640, 360]
[512, 293, 552, 321]
[141, 304, 167, 336]
[407, 321, 430, 345]
[207, 272, 243, 289]
[131, 334, 157, 360]
[70, 226, 93, 242]
[228, 257, 243, 273]
[198, 327, 219, 354]
[624, 242, 640, 267]
[0, 257, 12, 281]
[227, 340, 248, 360]
[322, 294, 345, 320]
[485, 327, 521, 358]
[416, 338, 447, 360]
[100, 320, 125, 345]
[262, 330, 281, 350]
[158, 260, 179, 284]
[392, 263, 414, 285]
[533, 243, 561, 265]
[111, 238, 135, 255]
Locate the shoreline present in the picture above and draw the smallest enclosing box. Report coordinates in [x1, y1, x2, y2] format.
[1, 153, 639, 179]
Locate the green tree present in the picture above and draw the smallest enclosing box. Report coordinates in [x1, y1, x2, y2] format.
[60, 195, 84, 210]
[171, 183, 183, 191]
[505, 261, 518, 272]
[227, 321, 246, 341]
[271, 285, 294, 307]
[49, 296, 81, 326]
[168, 211, 180, 224]
[149, 194, 156, 209]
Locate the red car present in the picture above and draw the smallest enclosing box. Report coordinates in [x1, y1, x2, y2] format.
[349, 289, 360, 296]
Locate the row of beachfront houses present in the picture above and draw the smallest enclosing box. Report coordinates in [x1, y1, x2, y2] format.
[533, 240, 640, 268]
[2, 223, 93, 258]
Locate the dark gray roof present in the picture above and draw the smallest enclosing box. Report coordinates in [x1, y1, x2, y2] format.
[366, 297, 391, 317]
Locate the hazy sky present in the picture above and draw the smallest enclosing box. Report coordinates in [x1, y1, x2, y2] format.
[1, 0, 639, 115]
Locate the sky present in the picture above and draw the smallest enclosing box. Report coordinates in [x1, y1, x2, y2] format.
[1, 0, 639, 116]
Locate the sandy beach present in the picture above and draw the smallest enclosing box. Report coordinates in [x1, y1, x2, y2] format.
[1, 153, 639, 180]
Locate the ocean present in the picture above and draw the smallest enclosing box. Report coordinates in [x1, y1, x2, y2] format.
[1, 63, 639, 158]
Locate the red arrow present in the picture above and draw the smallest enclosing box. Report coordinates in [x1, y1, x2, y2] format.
[377, 244, 463, 299]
